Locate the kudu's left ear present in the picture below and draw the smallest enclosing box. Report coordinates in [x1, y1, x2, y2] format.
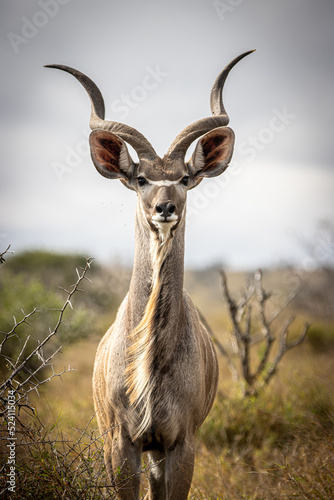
[188, 127, 235, 179]
[89, 130, 135, 187]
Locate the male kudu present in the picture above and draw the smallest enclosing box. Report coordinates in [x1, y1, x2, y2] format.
[46, 50, 254, 499]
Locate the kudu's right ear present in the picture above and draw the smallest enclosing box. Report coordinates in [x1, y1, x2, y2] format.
[89, 130, 135, 186]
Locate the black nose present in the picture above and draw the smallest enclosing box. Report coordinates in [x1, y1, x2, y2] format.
[156, 202, 175, 219]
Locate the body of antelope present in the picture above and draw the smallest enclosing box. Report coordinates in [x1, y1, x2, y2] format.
[46, 50, 254, 499]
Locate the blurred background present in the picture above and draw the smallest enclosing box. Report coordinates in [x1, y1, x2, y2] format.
[1, 0, 333, 269]
[1, 4, 334, 497]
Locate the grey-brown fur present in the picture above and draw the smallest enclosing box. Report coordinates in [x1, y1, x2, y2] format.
[93, 205, 218, 498]
[45, 50, 254, 499]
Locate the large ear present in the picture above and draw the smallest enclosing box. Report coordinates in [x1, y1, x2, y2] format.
[188, 127, 235, 179]
[89, 130, 135, 182]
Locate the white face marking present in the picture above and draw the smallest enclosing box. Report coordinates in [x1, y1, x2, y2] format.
[151, 219, 177, 244]
[151, 213, 178, 223]
[147, 179, 181, 187]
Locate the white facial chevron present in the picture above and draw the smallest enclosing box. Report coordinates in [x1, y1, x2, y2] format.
[147, 179, 181, 186]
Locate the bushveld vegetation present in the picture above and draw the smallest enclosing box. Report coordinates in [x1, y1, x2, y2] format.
[1, 248, 333, 499]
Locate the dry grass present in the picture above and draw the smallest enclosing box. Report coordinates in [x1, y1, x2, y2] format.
[31, 337, 99, 429]
[1, 252, 334, 498]
[27, 328, 334, 499]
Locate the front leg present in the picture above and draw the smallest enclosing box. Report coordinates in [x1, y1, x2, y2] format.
[147, 449, 167, 499]
[111, 427, 142, 500]
[165, 439, 195, 500]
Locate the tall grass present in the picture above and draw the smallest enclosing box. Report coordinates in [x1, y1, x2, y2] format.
[193, 368, 334, 499]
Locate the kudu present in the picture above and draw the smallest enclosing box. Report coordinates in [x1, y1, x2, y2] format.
[45, 50, 254, 499]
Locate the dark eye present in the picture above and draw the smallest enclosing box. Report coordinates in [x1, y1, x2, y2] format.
[181, 176, 189, 186]
[137, 176, 147, 186]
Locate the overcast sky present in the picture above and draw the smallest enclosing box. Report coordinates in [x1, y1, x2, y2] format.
[1, 0, 333, 269]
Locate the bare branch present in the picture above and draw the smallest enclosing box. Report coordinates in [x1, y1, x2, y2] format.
[262, 321, 309, 389]
[220, 270, 243, 347]
[268, 287, 301, 325]
[0, 257, 94, 415]
[0, 244, 13, 265]
[0, 308, 38, 352]
[219, 269, 309, 397]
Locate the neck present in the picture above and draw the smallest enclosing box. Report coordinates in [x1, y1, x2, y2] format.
[125, 199, 186, 437]
[128, 199, 185, 329]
